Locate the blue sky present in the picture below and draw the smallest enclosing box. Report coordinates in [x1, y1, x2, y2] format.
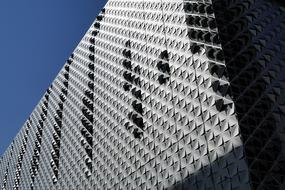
[0, 0, 107, 155]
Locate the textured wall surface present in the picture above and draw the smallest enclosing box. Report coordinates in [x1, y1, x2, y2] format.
[0, 0, 284, 189]
[212, 0, 285, 189]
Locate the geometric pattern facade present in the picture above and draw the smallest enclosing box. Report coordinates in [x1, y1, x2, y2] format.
[0, 0, 284, 189]
[212, 0, 285, 189]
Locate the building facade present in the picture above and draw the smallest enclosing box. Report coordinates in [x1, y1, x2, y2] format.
[1, 0, 285, 189]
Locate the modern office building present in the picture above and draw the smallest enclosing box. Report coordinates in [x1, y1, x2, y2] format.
[1, 0, 285, 189]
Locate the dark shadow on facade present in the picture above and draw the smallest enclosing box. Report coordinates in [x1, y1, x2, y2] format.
[167, 146, 250, 190]
[212, 0, 285, 189]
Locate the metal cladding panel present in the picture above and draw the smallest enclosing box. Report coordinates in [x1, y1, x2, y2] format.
[212, 0, 285, 189]
[1, 0, 285, 189]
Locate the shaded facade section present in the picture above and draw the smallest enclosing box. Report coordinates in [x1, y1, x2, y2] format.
[212, 0, 285, 189]
[168, 146, 250, 190]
